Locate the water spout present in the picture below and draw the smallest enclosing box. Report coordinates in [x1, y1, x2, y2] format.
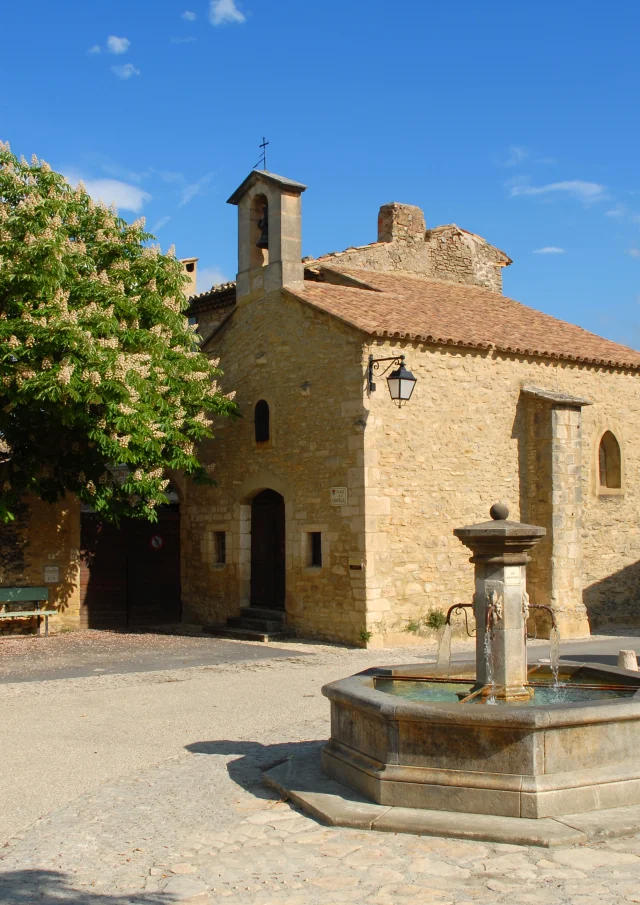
[434, 622, 453, 679]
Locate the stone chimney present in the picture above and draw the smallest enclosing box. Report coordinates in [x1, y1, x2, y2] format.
[227, 171, 307, 301]
[377, 203, 426, 243]
[180, 257, 198, 298]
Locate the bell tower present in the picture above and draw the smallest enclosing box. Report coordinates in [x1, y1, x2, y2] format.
[227, 170, 307, 301]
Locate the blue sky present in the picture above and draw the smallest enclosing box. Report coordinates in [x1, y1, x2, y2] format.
[1, 0, 640, 347]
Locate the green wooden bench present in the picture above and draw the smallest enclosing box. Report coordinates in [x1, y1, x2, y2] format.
[0, 587, 54, 636]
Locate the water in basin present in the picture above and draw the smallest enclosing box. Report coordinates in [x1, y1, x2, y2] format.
[375, 678, 637, 706]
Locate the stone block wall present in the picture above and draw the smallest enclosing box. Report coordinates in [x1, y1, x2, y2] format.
[0, 495, 81, 633]
[181, 290, 370, 645]
[192, 302, 235, 341]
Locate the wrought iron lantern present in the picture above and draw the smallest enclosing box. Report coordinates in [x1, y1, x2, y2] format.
[368, 354, 417, 407]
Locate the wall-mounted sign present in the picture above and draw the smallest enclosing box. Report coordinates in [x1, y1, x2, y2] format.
[330, 487, 348, 507]
[150, 535, 164, 550]
[44, 566, 60, 584]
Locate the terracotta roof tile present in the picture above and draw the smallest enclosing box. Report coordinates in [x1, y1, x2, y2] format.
[288, 268, 640, 370]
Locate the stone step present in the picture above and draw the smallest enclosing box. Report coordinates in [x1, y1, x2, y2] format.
[239, 606, 286, 623]
[227, 616, 285, 633]
[203, 625, 289, 643]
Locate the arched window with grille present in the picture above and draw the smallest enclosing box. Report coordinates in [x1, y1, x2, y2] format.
[255, 400, 270, 443]
[598, 430, 622, 490]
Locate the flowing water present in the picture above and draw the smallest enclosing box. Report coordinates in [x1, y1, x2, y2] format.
[434, 623, 452, 678]
[549, 626, 561, 685]
[484, 629, 497, 704]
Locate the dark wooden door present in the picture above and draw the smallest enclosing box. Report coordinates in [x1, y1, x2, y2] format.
[80, 507, 181, 628]
[80, 515, 128, 629]
[250, 490, 285, 609]
[127, 508, 181, 626]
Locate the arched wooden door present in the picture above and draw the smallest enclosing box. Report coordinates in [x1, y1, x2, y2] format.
[250, 490, 285, 610]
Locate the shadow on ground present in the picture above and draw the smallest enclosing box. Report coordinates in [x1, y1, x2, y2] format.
[561, 654, 623, 666]
[186, 738, 324, 801]
[0, 870, 166, 905]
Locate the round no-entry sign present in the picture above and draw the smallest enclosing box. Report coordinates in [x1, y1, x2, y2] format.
[150, 535, 164, 550]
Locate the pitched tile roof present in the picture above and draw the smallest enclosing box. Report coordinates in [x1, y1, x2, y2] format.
[288, 268, 640, 370]
[187, 281, 236, 313]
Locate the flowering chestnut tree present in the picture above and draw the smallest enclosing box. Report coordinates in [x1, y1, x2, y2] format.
[0, 142, 236, 523]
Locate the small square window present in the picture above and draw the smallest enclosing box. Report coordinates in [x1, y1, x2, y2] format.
[308, 532, 322, 568]
[187, 316, 198, 326]
[212, 531, 226, 565]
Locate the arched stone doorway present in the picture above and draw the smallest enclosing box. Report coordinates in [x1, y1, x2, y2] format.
[250, 489, 285, 609]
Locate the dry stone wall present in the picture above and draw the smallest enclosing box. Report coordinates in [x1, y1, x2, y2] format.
[315, 203, 509, 294]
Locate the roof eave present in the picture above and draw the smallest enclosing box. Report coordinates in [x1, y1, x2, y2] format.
[227, 170, 307, 206]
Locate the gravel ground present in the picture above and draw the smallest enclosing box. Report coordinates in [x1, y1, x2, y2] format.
[0, 635, 453, 846]
[0, 629, 306, 683]
[1, 631, 639, 905]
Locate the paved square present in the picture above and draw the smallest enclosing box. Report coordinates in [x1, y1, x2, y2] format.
[1, 631, 639, 904]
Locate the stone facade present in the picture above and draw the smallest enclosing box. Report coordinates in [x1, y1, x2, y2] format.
[182, 172, 640, 646]
[181, 292, 369, 643]
[359, 346, 640, 643]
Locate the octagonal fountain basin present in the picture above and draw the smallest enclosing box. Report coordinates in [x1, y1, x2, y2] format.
[321, 660, 640, 820]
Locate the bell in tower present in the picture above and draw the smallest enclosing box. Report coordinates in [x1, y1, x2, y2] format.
[256, 202, 269, 249]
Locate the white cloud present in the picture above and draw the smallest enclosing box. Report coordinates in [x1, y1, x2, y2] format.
[508, 179, 607, 205]
[151, 215, 172, 233]
[151, 168, 186, 184]
[179, 172, 215, 206]
[532, 246, 566, 255]
[111, 63, 140, 80]
[88, 44, 101, 55]
[181, 10, 197, 20]
[627, 248, 640, 258]
[107, 35, 130, 55]
[606, 203, 627, 218]
[64, 172, 151, 213]
[209, 0, 246, 25]
[99, 160, 147, 183]
[197, 266, 230, 293]
[500, 145, 528, 167]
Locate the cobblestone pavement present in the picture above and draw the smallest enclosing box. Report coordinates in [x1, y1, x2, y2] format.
[1, 636, 640, 904]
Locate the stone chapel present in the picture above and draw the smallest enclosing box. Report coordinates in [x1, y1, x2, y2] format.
[181, 169, 640, 647]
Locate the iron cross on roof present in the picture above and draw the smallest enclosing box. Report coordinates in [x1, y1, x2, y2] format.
[254, 136, 269, 171]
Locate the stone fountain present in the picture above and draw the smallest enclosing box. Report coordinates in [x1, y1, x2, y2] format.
[265, 505, 640, 846]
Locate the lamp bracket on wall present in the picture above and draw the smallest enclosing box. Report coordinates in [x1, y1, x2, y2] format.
[368, 355, 404, 393]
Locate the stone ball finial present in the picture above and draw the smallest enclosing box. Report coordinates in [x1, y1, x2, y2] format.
[490, 502, 509, 521]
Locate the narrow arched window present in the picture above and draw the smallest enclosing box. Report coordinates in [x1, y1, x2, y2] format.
[255, 400, 270, 443]
[599, 431, 621, 489]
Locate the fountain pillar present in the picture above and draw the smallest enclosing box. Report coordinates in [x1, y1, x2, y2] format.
[454, 504, 545, 701]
